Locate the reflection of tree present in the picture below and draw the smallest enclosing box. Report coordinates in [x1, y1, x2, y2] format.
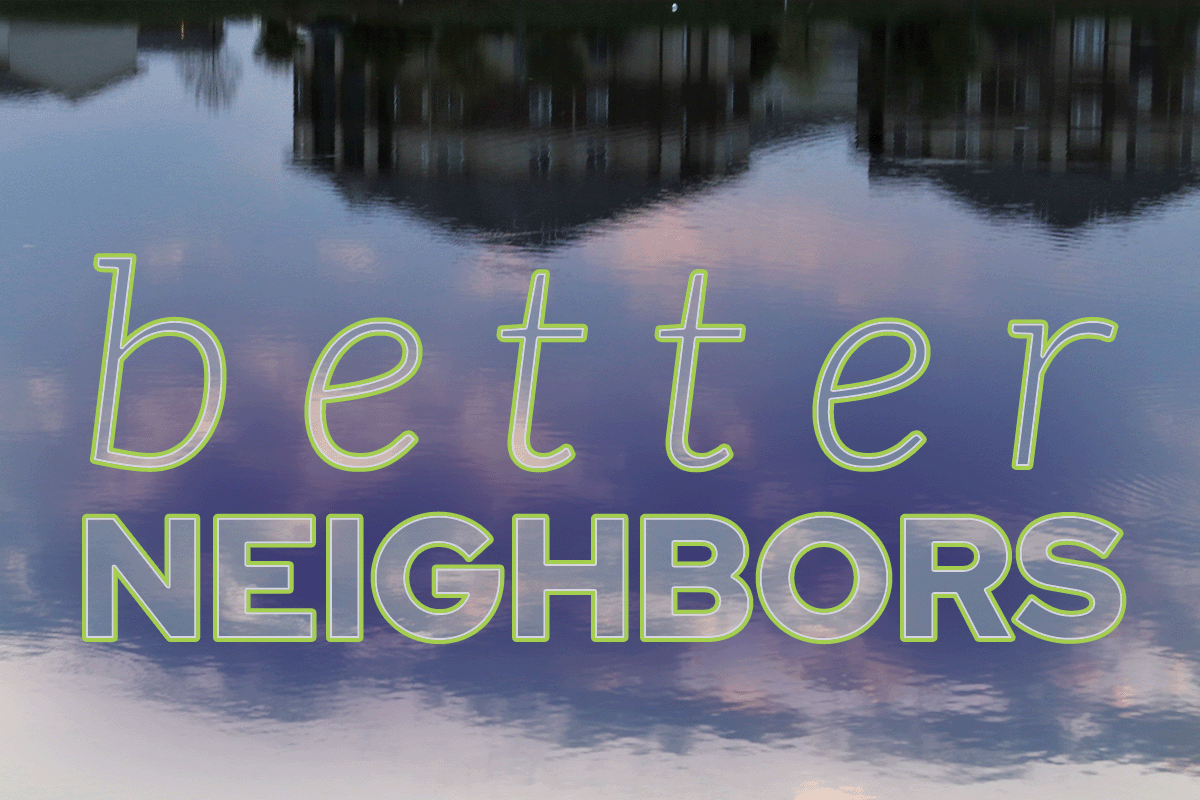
[254, 17, 298, 75]
[525, 29, 585, 86]
[772, 18, 832, 93]
[431, 25, 498, 98]
[749, 28, 778, 80]
[887, 17, 979, 115]
[345, 20, 424, 63]
[175, 45, 243, 111]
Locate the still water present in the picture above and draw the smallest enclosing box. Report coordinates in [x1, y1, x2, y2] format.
[1, 2, 1198, 797]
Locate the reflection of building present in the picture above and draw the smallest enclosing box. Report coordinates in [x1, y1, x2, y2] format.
[292, 21, 859, 245]
[295, 24, 755, 179]
[0, 20, 137, 99]
[293, 23, 770, 244]
[752, 21, 858, 127]
[292, 14, 1200, 235]
[859, 17, 1200, 172]
[857, 16, 1200, 226]
[0, 17, 227, 101]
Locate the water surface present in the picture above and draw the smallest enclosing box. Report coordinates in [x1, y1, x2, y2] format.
[1, 3, 1198, 798]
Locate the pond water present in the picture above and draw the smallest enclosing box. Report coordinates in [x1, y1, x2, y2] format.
[1, 2, 1198, 798]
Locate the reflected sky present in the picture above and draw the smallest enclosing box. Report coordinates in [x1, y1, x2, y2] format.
[1, 3, 1199, 797]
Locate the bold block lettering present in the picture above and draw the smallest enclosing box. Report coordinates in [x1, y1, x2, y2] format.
[326, 515, 364, 642]
[757, 513, 891, 643]
[640, 514, 753, 641]
[1012, 513, 1126, 642]
[82, 514, 200, 641]
[654, 270, 745, 472]
[371, 513, 504, 643]
[213, 515, 317, 642]
[1009, 318, 1118, 469]
[901, 515, 1014, 642]
[511, 514, 628, 642]
[813, 318, 929, 471]
[91, 254, 225, 471]
[496, 270, 588, 471]
[306, 318, 422, 471]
